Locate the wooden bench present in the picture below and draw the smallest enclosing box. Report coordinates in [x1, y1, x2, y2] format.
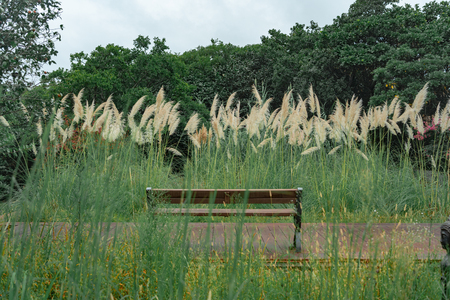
[146, 188, 302, 252]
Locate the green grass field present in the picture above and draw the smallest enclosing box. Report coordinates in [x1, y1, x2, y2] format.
[0, 84, 449, 298]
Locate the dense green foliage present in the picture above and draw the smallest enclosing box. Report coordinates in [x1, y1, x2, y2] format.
[0, 0, 62, 200]
[0, 0, 62, 95]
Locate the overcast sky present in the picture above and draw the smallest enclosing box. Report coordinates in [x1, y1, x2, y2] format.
[47, 0, 432, 72]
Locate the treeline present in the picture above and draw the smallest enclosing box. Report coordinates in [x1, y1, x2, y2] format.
[24, 0, 450, 123]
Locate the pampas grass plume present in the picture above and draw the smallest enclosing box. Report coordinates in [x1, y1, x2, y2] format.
[73, 89, 84, 123]
[210, 94, 219, 118]
[301, 146, 320, 155]
[252, 85, 262, 106]
[308, 85, 316, 114]
[251, 142, 258, 153]
[155, 86, 165, 109]
[328, 145, 341, 155]
[0, 116, 9, 127]
[406, 124, 414, 140]
[185, 113, 200, 135]
[411, 82, 428, 114]
[189, 134, 201, 149]
[129, 96, 147, 129]
[166, 147, 183, 156]
[36, 119, 43, 136]
[225, 92, 236, 111]
[355, 149, 369, 161]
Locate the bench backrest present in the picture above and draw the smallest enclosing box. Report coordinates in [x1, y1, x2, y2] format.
[147, 188, 301, 205]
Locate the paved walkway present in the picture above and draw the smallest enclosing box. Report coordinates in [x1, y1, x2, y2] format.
[1, 222, 444, 261]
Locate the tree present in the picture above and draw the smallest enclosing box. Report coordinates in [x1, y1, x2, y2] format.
[262, 0, 450, 115]
[181, 40, 273, 115]
[370, 1, 450, 114]
[0, 0, 62, 200]
[0, 0, 62, 101]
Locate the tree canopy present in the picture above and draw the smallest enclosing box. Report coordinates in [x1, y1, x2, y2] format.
[30, 0, 450, 119]
[0, 0, 62, 98]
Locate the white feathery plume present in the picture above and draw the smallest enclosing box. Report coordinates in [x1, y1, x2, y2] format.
[280, 90, 292, 125]
[166, 147, 183, 156]
[416, 114, 424, 135]
[0, 116, 9, 127]
[94, 101, 107, 115]
[388, 119, 401, 134]
[20, 103, 30, 121]
[411, 82, 428, 115]
[36, 119, 43, 136]
[252, 84, 262, 106]
[73, 89, 84, 123]
[328, 145, 342, 155]
[160, 102, 173, 131]
[385, 121, 397, 135]
[155, 86, 165, 109]
[388, 96, 399, 115]
[260, 98, 273, 124]
[139, 105, 155, 128]
[185, 113, 200, 135]
[60, 93, 70, 105]
[267, 108, 280, 128]
[251, 142, 258, 154]
[355, 149, 369, 161]
[227, 149, 232, 160]
[398, 103, 412, 124]
[405, 140, 411, 154]
[441, 99, 450, 132]
[258, 138, 272, 148]
[391, 99, 402, 123]
[225, 92, 236, 111]
[406, 124, 414, 140]
[297, 130, 306, 146]
[315, 93, 321, 117]
[189, 134, 201, 149]
[348, 96, 363, 130]
[82, 101, 96, 131]
[210, 94, 219, 118]
[31, 143, 37, 156]
[168, 113, 180, 136]
[359, 114, 370, 144]
[301, 146, 320, 155]
[307, 85, 316, 114]
[92, 111, 108, 133]
[433, 103, 441, 126]
[315, 117, 328, 145]
[128, 96, 147, 130]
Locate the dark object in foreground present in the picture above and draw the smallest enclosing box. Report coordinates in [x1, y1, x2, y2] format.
[146, 187, 302, 252]
[441, 217, 450, 299]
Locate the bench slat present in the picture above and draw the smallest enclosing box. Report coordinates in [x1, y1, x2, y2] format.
[152, 189, 298, 204]
[160, 197, 296, 204]
[153, 189, 297, 197]
[156, 208, 295, 217]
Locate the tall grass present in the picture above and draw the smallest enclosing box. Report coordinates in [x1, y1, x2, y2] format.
[0, 84, 448, 298]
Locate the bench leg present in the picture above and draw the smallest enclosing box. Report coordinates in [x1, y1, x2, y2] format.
[293, 187, 302, 252]
[294, 231, 301, 252]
